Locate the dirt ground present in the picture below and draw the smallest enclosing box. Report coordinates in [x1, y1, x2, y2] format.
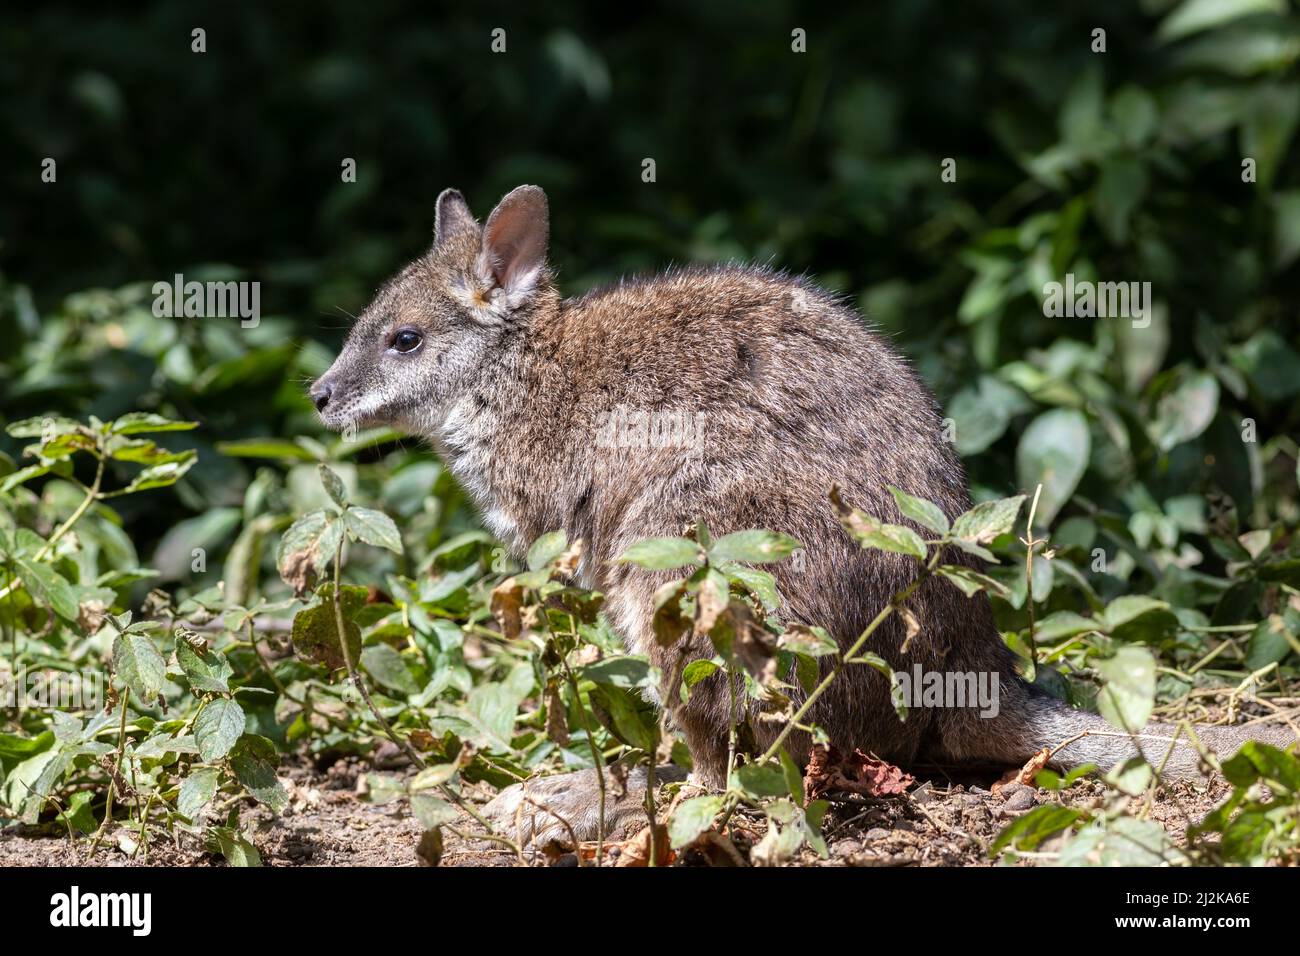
[0, 752, 1235, 867]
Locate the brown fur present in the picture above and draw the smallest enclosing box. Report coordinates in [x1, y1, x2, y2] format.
[313, 186, 1293, 838]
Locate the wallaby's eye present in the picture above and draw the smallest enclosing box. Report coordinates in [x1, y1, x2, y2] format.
[390, 329, 422, 354]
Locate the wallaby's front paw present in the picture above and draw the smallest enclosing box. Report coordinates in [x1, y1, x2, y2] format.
[482, 765, 688, 848]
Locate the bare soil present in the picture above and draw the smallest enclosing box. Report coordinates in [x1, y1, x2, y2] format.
[0, 753, 1234, 868]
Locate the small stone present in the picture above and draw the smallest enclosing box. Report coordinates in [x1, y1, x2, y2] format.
[1002, 788, 1036, 812]
[998, 782, 1028, 802]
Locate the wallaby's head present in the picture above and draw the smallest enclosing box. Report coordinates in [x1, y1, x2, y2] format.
[311, 185, 551, 437]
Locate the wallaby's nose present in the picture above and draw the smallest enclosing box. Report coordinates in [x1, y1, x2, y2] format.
[310, 379, 333, 412]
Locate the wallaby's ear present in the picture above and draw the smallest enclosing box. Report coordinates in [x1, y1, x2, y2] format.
[477, 185, 549, 307]
[434, 188, 477, 245]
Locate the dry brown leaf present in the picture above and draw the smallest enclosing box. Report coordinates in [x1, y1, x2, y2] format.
[803, 744, 914, 800]
[613, 823, 674, 867]
[544, 680, 570, 747]
[281, 547, 318, 598]
[554, 538, 584, 578]
[490, 577, 523, 640]
[992, 746, 1051, 794]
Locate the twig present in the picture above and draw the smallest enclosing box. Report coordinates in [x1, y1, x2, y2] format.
[562, 659, 605, 865]
[1020, 483, 1044, 676]
[87, 688, 130, 859]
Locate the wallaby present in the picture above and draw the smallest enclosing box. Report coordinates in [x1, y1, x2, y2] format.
[312, 185, 1294, 844]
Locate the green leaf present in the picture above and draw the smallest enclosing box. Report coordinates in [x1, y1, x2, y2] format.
[991, 804, 1086, 854]
[1059, 817, 1183, 866]
[6, 416, 82, 439]
[410, 763, 460, 791]
[888, 486, 950, 535]
[466, 683, 525, 748]
[588, 683, 657, 752]
[526, 530, 568, 571]
[56, 790, 98, 835]
[1157, 0, 1285, 43]
[936, 565, 1009, 598]
[289, 583, 366, 670]
[318, 463, 349, 508]
[730, 760, 790, 799]
[342, 506, 402, 552]
[231, 737, 288, 813]
[721, 564, 782, 610]
[1095, 646, 1156, 732]
[777, 624, 838, 657]
[1104, 757, 1154, 796]
[1244, 615, 1293, 670]
[582, 656, 653, 689]
[110, 412, 200, 435]
[113, 632, 167, 701]
[669, 795, 724, 849]
[1151, 371, 1219, 452]
[276, 510, 340, 588]
[1, 460, 72, 493]
[616, 537, 701, 570]
[208, 827, 262, 867]
[411, 792, 458, 829]
[779, 748, 805, 805]
[946, 375, 1032, 456]
[216, 438, 320, 461]
[177, 768, 220, 819]
[361, 644, 422, 697]
[1228, 329, 1300, 401]
[1220, 741, 1300, 793]
[195, 698, 246, 762]
[1016, 408, 1089, 527]
[1033, 611, 1098, 642]
[13, 556, 79, 622]
[175, 639, 233, 693]
[951, 494, 1027, 544]
[708, 530, 802, 565]
[680, 659, 720, 699]
[840, 512, 928, 560]
[121, 454, 198, 493]
[1094, 155, 1147, 245]
[1098, 595, 1178, 642]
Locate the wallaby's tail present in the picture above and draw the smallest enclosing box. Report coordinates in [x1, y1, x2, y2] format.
[936, 678, 1298, 779]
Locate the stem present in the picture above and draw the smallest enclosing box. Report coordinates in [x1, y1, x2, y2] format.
[247, 620, 292, 698]
[37, 454, 105, 561]
[331, 537, 425, 769]
[88, 687, 130, 858]
[1022, 483, 1043, 677]
[328, 536, 509, 843]
[0, 455, 106, 604]
[644, 747, 659, 868]
[563, 660, 605, 865]
[726, 668, 738, 781]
